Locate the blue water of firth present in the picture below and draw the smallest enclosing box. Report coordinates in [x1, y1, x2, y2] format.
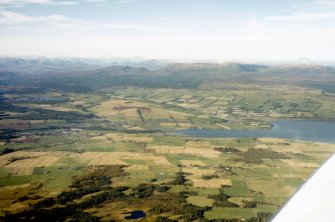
[175, 120, 335, 143]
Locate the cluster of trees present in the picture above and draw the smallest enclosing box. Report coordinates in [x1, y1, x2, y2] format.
[133, 183, 171, 199]
[5, 203, 101, 222]
[214, 147, 241, 154]
[214, 165, 238, 176]
[242, 200, 257, 208]
[134, 183, 155, 198]
[209, 188, 239, 208]
[150, 191, 209, 221]
[170, 172, 187, 185]
[236, 148, 290, 163]
[202, 174, 219, 180]
[78, 186, 128, 209]
[0, 148, 14, 155]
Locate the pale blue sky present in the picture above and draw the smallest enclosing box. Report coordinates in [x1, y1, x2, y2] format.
[0, 0, 334, 61]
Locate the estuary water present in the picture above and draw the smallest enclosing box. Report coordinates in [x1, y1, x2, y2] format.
[176, 120, 335, 143]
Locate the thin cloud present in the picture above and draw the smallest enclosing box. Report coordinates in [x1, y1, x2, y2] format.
[0, 0, 77, 5]
[0, 9, 187, 35]
[265, 12, 335, 21]
[113, 0, 137, 3]
[0, 10, 68, 24]
[265, 0, 335, 22]
[0, 0, 137, 5]
[0, 10, 34, 23]
[0, 0, 51, 5]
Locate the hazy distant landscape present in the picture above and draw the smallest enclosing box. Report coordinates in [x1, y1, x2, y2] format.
[1, 57, 335, 221]
[1, 0, 335, 221]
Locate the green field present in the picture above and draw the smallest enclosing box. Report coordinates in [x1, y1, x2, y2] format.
[0, 82, 335, 221]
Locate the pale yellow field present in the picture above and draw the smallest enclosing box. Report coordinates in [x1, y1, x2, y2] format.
[177, 103, 201, 109]
[72, 100, 86, 106]
[0, 151, 170, 172]
[120, 108, 140, 121]
[191, 178, 232, 188]
[280, 159, 319, 168]
[185, 141, 212, 149]
[177, 123, 194, 128]
[229, 197, 253, 206]
[5, 156, 60, 168]
[271, 173, 305, 179]
[183, 168, 215, 176]
[90, 99, 147, 119]
[125, 165, 150, 171]
[257, 138, 288, 144]
[77, 152, 171, 166]
[180, 160, 207, 167]
[93, 99, 152, 113]
[146, 108, 170, 119]
[29, 120, 45, 124]
[91, 133, 153, 143]
[0, 152, 64, 175]
[160, 122, 177, 127]
[254, 144, 269, 149]
[93, 110, 119, 118]
[78, 153, 128, 166]
[187, 196, 214, 207]
[6, 167, 34, 176]
[127, 126, 145, 131]
[148, 145, 221, 158]
[179, 95, 193, 99]
[3, 202, 28, 214]
[0, 151, 61, 168]
[245, 179, 296, 202]
[167, 111, 190, 122]
[0, 184, 30, 191]
[269, 141, 335, 154]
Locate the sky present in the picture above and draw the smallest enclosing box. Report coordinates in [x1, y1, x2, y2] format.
[0, 0, 334, 61]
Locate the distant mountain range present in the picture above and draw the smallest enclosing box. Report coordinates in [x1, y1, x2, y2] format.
[1, 57, 335, 93]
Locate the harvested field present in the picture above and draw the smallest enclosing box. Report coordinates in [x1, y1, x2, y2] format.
[119, 108, 140, 121]
[180, 160, 207, 167]
[6, 167, 34, 176]
[77, 152, 170, 166]
[5, 156, 60, 168]
[0, 152, 61, 168]
[185, 141, 212, 149]
[191, 178, 232, 188]
[72, 100, 86, 106]
[0, 151, 170, 170]
[281, 159, 319, 168]
[183, 168, 215, 176]
[177, 123, 194, 128]
[160, 122, 177, 127]
[254, 144, 269, 149]
[257, 138, 288, 144]
[148, 145, 221, 158]
[78, 153, 128, 166]
[92, 133, 152, 143]
[125, 165, 150, 171]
